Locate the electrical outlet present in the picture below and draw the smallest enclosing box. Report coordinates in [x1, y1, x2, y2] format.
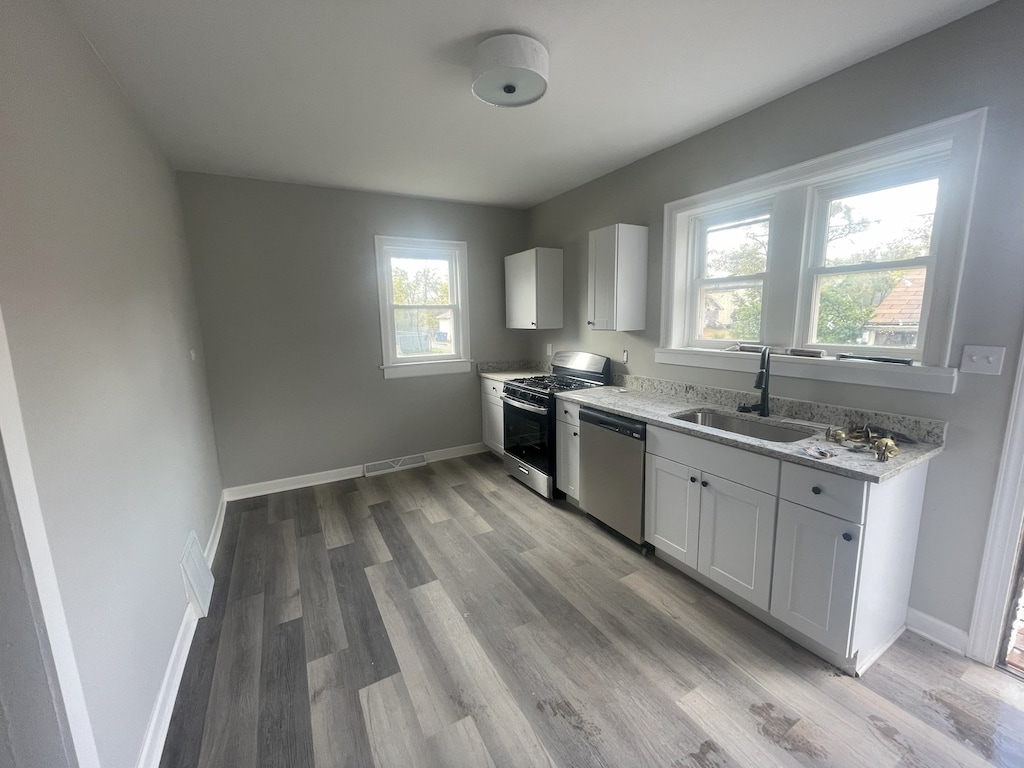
[960, 345, 1005, 375]
[546, 343, 552, 356]
[622, 349, 629, 364]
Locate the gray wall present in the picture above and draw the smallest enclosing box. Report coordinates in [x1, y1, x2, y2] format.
[0, 431, 75, 768]
[526, 0, 1024, 635]
[0, 0, 224, 765]
[178, 173, 528, 488]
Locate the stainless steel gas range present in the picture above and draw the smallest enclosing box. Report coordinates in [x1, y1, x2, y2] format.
[500, 350, 611, 498]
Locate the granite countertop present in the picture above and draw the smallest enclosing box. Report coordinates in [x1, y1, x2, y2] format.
[555, 386, 943, 484]
[478, 369, 547, 382]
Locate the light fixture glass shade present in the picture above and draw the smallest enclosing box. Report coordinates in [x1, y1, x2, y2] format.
[471, 34, 548, 107]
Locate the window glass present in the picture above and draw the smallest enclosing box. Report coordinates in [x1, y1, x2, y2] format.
[809, 178, 938, 352]
[699, 283, 762, 341]
[692, 209, 770, 343]
[388, 257, 454, 358]
[811, 268, 925, 348]
[823, 179, 938, 267]
[705, 215, 770, 278]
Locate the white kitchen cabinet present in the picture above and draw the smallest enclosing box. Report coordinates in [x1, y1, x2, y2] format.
[505, 248, 563, 329]
[769, 461, 929, 673]
[481, 377, 504, 454]
[698, 474, 777, 610]
[645, 426, 779, 610]
[771, 500, 862, 655]
[645, 454, 700, 568]
[587, 224, 648, 331]
[555, 399, 580, 500]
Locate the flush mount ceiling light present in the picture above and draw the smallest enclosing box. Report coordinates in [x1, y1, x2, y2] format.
[471, 33, 548, 107]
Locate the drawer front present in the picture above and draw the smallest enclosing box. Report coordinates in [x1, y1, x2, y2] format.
[779, 462, 866, 524]
[647, 426, 778, 495]
[556, 399, 580, 426]
[481, 377, 503, 402]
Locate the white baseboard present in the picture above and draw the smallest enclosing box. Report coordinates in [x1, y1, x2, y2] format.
[906, 607, 969, 654]
[425, 442, 488, 462]
[204, 492, 228, 566]
[223, 442, 489, 501]
[223, 464, 364, 501]
[134, 602, 200, 768]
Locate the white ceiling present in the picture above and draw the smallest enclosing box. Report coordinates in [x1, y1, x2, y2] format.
[65, 0, 998, 208]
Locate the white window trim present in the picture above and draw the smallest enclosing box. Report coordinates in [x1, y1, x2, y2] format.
[659, 110, 986, 393]
[374, 235, 471, 379]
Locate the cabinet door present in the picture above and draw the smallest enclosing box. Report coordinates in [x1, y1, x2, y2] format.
[645, 454, 701, 568]
[556, 419, 580, 498]
[505, 251, 537, 328]
[587, 226, 616, 330]
[482, 396, 504, 454]
[770, 500, 862, 655]
[697, 474, 777, 610]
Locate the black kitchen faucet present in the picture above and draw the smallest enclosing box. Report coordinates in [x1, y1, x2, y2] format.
[738, 346, 771, 417]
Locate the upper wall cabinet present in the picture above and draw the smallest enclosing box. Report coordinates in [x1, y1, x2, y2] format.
[587, 224, 648, 331]
[505, 247, 563, 329]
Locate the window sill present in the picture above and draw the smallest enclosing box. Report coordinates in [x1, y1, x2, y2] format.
[654, 347, 957, 394]
[381, 359, 472, 380]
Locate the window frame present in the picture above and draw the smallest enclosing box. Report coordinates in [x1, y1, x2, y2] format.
[374, 235, 471, 379]
[659, 110, 986, 393]
[689, 199, 774, 348]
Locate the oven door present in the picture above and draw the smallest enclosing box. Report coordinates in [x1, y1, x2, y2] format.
[501, 396, 555, 476]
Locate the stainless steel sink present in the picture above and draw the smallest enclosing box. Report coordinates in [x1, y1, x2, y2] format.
[669, 409, 818, 443]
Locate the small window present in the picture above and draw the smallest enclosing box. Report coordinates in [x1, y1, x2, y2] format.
[375, 236, 470, 379]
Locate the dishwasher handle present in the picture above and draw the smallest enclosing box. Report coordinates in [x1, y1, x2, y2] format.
[580, 407, 646, 440]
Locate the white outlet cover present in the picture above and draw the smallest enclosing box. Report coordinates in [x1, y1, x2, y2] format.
[960, 345, 1005, 375]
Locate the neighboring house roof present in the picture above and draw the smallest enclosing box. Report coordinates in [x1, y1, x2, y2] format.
[866, 268, 926, 329]
[437, 310, 453, 321]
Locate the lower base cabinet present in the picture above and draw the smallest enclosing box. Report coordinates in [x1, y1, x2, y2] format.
[698, 475, 777, 611]
[555, 398, 581, 499]
[481, 378, 504, 454]
[645, 426, 779, 611]
[645, 424, 930, 674]
[555, 419, 580, 498]
[770, 500, 862, 655]
[645, 454, 700, 568]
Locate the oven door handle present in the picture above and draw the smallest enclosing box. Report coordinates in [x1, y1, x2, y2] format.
[500, 395, 549, 415]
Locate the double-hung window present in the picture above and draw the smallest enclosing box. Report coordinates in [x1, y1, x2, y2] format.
[802, 171, 940, 355]
[661, 110, 985, 392]
[375, 235, 471, 379]
[692, 202, 772, 344]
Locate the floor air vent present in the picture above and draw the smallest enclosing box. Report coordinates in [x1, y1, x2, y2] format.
[364, 453, 427, 476]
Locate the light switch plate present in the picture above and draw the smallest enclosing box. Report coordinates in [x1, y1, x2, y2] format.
[960, 345, 1005, 375]
[545, 343, 552, 356]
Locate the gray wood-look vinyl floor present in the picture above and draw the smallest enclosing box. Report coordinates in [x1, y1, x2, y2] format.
[160, 453, 1024, 768]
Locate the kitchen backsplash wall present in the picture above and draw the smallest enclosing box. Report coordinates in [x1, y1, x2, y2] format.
[618, 375, 946, 445]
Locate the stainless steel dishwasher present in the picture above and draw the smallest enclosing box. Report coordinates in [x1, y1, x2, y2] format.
[578, 407, 647, 548]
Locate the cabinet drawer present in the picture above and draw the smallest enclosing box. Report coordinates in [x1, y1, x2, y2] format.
[779, 463, 866, 524]
[555, 399, 579, 426]
[647, 426, 778, 495]
[481, 377, 503, 402]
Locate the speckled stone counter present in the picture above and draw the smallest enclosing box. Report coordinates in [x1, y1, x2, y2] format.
[477, 360, 548, 376]
[478, 368, 547, 382]
[556, 384, 944, 484]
